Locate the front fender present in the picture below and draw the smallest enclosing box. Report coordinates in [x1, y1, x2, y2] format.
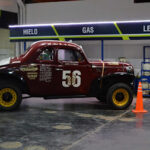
[101, 72, 135, 91]
[104, 72, 135, 82]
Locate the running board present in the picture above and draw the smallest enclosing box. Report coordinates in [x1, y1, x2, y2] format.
[44, 95, 87, 99]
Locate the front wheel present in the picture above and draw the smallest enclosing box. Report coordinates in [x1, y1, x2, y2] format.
[106, 83, 133, 110]
[0, 82, 22, 111]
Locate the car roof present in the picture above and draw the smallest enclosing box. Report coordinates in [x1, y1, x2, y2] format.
[31, 40, 81, 50]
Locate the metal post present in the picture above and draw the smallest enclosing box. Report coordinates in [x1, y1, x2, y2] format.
[143, 46, 146, 62]
[24, 42, 26, 52]
[17, 0, 25, 54]
[101, 40, 104, 60]
[15, 42, 20, 57]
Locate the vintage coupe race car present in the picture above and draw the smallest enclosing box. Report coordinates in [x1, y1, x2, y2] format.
[0, 40, 134, 110]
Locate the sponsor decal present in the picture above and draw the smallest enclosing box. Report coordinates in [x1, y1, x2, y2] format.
[107, 62, 119, 65]
[27, 72, 38, 80]
[20, 65, 38, 72]
[40, 65, 52, 83]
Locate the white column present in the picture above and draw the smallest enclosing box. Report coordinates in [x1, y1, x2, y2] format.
[17, 0, 26, 55]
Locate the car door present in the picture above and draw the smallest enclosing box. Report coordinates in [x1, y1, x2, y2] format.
[54, 47, 93, 96]
[20, 46, 61, 96]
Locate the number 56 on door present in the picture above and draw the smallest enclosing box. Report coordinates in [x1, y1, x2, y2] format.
[62, 70, 81, 88]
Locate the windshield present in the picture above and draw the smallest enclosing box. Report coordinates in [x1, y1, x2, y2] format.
[19, 46, 32, 58]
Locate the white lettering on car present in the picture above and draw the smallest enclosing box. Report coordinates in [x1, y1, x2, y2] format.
[62, 70, 71, 87]
[40, 65, 52, 83]
[62, 70, 81, 88]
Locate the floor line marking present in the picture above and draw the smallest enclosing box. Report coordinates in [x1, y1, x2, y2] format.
[63, 109, 131, 150]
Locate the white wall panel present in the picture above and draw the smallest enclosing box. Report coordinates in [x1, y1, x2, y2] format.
[0, 0, 18, 13]
[0, 29, 15, 60]
[26, 0, 150, 24]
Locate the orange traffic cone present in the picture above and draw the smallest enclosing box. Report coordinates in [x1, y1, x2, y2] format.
[132, 81, 148, 113]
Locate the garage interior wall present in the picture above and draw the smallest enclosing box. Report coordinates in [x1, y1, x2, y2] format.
[0, 0, 17, 13]
[76, 40, 146, 76]
[25, 0, 150, 76]
[26, 0, 150, 23]
[0, 29, 16, 59]
[0, 0, 17, 60]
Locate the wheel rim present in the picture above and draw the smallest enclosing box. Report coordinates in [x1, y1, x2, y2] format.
[0, 88, 17, 108]
[112, 88, 129, 107]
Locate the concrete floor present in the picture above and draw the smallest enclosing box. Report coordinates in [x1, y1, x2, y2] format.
[0, 97, 149, 150]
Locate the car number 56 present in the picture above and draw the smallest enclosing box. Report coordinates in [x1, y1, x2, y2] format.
[62, 70, 81, 88]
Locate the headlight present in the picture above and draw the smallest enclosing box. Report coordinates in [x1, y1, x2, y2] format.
[126, 66, 134, 74]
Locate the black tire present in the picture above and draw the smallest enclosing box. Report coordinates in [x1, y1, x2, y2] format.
[0, 82, 22, 111]
[106, 83, 133, 110]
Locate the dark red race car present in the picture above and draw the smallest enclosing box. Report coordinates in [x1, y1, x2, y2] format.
[0, 40, 134, 110]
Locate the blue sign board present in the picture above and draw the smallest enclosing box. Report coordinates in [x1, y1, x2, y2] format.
[9, 21, 150, 41]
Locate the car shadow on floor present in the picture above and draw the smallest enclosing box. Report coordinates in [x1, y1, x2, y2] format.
[19, 97, 131, 112]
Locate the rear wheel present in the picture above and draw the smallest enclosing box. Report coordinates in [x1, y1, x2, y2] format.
[0, 82, 22, 111]
[106, 83, 133, 110]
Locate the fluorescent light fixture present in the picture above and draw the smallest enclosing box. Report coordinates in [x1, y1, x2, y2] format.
[9, 20, 150, 28]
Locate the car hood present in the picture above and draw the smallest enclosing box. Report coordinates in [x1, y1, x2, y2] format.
[89, 60, 124, 67]
[0, 57, 22, 67]
[0, 57, 11, 66]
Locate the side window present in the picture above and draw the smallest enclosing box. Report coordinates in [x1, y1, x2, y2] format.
[76, 51, 84, 62]
[58, 49, 84, 62]
[38, 48, 54, 61]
